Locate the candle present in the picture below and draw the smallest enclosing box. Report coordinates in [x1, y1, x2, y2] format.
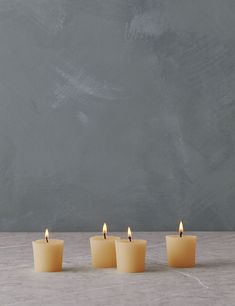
[90, 223, 120, 268]
[115, 227, 147, 273]
[32, 229, 64, 272]
[166, 221, 197, 268]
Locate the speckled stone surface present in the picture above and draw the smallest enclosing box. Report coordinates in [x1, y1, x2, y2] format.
[0, 232, 235, 305]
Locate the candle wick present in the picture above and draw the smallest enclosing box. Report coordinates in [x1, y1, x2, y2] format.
[46, 237, 49, 243]
[128, 236, 132, 242]
[180, 231, 183, 238]
[103, 232, 106, 240]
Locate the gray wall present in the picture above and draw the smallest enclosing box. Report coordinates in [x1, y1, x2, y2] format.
[0, 0, 235, 231]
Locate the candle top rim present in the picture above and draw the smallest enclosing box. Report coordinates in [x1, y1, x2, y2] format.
[33, 239, 64, 244]
[166, 235, 197, 239]
[115, 239, 147, 244]
[90, 236, 120, 241]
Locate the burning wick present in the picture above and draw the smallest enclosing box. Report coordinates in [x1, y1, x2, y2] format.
[103, 223, 107, 240]
[128, 227, 132, 242]
[179, 221, 184, 238]
[45, 228, 49, 243]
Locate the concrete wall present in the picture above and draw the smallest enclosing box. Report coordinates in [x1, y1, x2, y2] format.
[0, 0, 235, 231]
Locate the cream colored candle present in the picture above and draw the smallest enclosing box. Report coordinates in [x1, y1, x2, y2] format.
[90, 223, 120, 268]
[115, 227, 147, 273]
[166, 221, 197, 268]
[32, 229, 64, 272]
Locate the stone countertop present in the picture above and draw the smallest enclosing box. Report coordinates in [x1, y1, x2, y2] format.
[0, 232, 234, 306]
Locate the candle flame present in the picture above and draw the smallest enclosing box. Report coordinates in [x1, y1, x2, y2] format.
[102, 223, 107, 235]
[179, 221, 184, 234]
[128, 227, 132, 240]
[45, 228, 49, 242]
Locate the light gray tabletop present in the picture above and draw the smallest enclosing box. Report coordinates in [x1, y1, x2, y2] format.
[0, 232, 234, 306]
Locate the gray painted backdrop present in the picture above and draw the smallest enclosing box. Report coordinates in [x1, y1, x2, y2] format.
[0, 0, 235, 231]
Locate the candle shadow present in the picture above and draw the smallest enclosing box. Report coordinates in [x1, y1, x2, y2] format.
[196, 260, 235, 269]
[63, 266, 94, 273]
[145, 263, 169, 273]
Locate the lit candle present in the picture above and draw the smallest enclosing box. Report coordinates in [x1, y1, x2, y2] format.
[32, 229, 64, 272]
[115, 227, 147, 273]
[166, 221, 197, 268]
[90, 223, 120, 268]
